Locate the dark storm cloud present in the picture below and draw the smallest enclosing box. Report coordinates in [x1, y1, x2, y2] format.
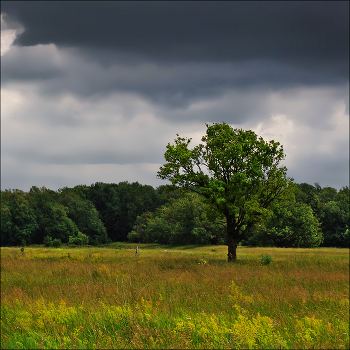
[1, 45, 348, 114]
[1, 2, 349, 192]
[2, 1, 349, 78]
[1, 2, 348, 113]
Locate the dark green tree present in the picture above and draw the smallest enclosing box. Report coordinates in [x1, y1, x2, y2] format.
[157, 122, 294, 261]
[318, 186, 337, 204]
[86, 182, 121, 240]
[128, 192, 225, 245]
[58, 187, 108, 245]
[319, 200, 349, 247]
[296, 184, 350, 248]
[294, 183, 320, 215]
[246, 202, 323, 248]
[86, 181, 159, 241]
[0, 189, 38, 246]
[27, 186, 80, 244]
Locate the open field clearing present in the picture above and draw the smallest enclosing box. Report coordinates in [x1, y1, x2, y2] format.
[1, 244, 349, 349]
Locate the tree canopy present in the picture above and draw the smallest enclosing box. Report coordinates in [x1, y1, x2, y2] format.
[158, 122, 294, 261]
[128, 192, 226, 245]
[1, 175, 347, 250]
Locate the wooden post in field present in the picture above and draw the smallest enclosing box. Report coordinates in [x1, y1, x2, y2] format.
[135, 246, 139, 256]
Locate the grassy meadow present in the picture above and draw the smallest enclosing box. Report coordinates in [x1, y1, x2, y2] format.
[1, 244, 349, 349]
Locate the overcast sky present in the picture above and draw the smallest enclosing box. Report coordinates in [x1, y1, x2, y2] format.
[1, 1, 349, 191]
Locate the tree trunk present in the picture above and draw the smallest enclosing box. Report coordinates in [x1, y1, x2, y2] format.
[227, 216, 238, 262]
[227, 233, 238, 262]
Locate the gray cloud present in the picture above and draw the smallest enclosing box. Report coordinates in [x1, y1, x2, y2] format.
[288, 152, 349, 190]
[1, 45, 63, 81]
[1, 155, 165, 192]
[1, 2, 348, 111]
[1, 2, 349, 191]
[2, 44, 348, 114]
[2, 2, 348, 77]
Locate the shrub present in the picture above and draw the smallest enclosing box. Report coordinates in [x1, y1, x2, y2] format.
[127, 231, 140, 243]
[114, 242, 123, 249]
[43, 236, 53, 247]
[191, 227, 211, 245]
[261, 254, 272, 265]
[69, 232, 89, 246]
[69, 236, 77, 245]
[51, 238, 62, 248]
[89, 236, 100, 246]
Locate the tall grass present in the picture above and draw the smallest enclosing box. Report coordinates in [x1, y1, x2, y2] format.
[1, 245, 349, 349]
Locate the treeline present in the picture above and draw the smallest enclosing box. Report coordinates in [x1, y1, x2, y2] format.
[243, 183, 349, 248]
[1, 182, 349, 248]
[1, 182, 162, 247]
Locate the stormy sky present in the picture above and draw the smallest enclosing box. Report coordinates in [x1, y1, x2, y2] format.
[1, 1, 349, 191]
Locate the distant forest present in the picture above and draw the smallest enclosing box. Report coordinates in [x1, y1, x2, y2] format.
[1, 182, 349, 248]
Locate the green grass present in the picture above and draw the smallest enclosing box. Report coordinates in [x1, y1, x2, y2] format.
[1, 244, 349, 349]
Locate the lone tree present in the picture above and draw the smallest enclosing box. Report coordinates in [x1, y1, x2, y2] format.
[157, 122, 294, 261]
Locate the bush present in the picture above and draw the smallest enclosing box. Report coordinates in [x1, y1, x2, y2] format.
[43, 236, 53, 247]
[51, 238, 62, 248]
[127, 231, 140, 243]
[242, 202, 323, 248]
[89, 236, 100, 246]
[69, 232, 89, 246]
[261, 254, 272, 265]
[191, 227, 211, 245]
[129, 192, 226, 245]
[114, 242, 123, 249]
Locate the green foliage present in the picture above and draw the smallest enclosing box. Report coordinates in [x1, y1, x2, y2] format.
[27, 186, 80, 244]
[244, 202, 323, 248]
[1, 182, 160, 248]
[294, 183, 320, 214]
[113, 242, 123, 249]
[0, 177, 348, 249]
[129, 192, 225, 245]
[318, 186, 337, 203]
[344, 229, 349, 248]
[127, 231, 140, 243]
[260, 254, 272, 265]
[57, 187, 108, 244]
[0, 189, 38, 246]
[43, 236, 53, 247]
[267, 202, 323, 248]
[319, 201, 349, 247]
[158, 123, 294, 260]
[295, 184, 349, 248]
[191, 227, 212, 245]
[51, 238, 62, 248]
[69, 232, 89, 246]
[85, 181, 160, 241]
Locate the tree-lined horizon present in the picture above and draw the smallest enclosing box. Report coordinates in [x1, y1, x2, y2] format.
[1, 180, 348, 251]
[1, 123, 349, 256]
